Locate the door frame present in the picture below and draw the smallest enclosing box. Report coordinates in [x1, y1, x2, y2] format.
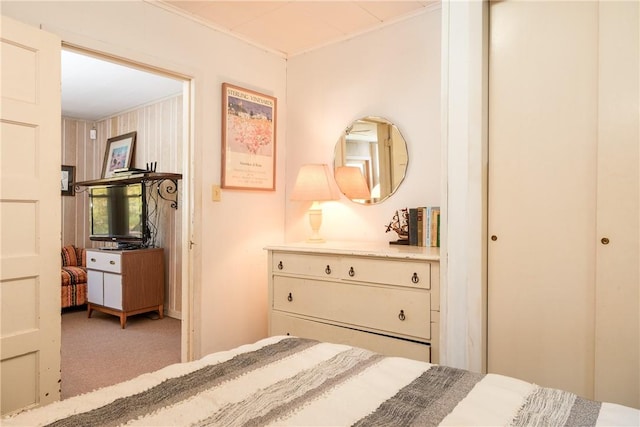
[439, 0, 489, 373]
[61, 42, 195, 361]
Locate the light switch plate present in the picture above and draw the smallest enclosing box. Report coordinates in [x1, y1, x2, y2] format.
[212, 185, 221, 202]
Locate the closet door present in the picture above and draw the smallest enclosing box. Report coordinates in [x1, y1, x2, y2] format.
[593, 1, 639, 407]
[488, 1, 639, 408]
[488, 1, 598, 399]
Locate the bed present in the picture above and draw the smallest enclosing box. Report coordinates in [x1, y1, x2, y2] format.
[3, 336, 638, 426]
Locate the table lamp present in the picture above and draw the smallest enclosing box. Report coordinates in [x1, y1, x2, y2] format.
[291, 164, 341, 242]
[334, 166, 371, 201]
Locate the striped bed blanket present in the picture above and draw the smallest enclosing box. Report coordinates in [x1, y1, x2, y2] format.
[4, 336, 638, 426]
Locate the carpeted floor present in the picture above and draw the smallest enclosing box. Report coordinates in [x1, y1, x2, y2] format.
[61, 308, 181, 399]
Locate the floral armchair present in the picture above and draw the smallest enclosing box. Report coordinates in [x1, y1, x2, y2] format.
[61, 245, 87, 309]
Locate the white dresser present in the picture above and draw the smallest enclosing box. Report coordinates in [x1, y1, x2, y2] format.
[266, 242, 440, 363]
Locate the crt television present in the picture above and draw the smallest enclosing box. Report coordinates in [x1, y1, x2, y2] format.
[89, 183, 147, 245]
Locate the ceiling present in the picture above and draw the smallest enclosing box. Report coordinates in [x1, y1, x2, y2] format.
[62, 1, 437, 121]
[61, 50, 184, 121]
[158, 1, 437, 57]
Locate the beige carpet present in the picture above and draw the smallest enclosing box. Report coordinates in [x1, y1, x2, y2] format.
[61, 308, 181, 399]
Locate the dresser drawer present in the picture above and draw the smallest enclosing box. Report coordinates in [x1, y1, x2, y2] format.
[272, 252, 340, 278]
[270, 312, 431, 362]
[339, 256, 431, 290]
[86, 250, 121, 273]
[273, 276, 431, 340]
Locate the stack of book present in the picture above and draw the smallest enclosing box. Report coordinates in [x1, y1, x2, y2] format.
[408, 206, 440, 247]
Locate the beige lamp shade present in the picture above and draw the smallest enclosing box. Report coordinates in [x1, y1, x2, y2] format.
[335, 166, 370, 200]
[290, 164, 341, 201]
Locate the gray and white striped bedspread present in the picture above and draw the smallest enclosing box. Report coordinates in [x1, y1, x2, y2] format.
[4, 336, 639, 426]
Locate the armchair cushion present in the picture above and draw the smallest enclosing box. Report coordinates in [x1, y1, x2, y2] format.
[61, 266, 87, 287]
[61, 245, 86, 267]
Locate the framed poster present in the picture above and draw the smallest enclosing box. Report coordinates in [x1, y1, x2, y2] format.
[61, 165, 75, 196]
[102, 131, 137, 178]
[221, 83, 277, 190]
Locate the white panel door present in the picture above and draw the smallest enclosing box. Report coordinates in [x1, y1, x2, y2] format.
[488, 1, 598, 399]
[0, 16, 61, 414]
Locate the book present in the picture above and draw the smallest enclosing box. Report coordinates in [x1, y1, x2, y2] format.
[425, 207, 432, 246]
[429, 207, 440, 247]
[436, 211, 441, 247]
[416, 207, 424, 246]
[408, 208, 418, 246]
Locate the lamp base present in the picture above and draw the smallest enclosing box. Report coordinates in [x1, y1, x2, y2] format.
[306, 202, 326, 243]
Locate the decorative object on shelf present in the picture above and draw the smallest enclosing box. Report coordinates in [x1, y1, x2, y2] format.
[389, 206, 441, 247]
[102, 131, 137, 178]
[221, 83, 277, 191]
[291, 164, 341, 243]
[385, 208, 409, 244]
[334, 166, 370, 201]
[61, 165, 75, 196]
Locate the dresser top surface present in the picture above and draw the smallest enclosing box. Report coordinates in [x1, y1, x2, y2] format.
[265, 241, 440, 261]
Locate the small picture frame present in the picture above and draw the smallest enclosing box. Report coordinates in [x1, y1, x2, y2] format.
[102, 131, 137, 178]
[221, 83, 277, 191]
[61, 165, 75, 196]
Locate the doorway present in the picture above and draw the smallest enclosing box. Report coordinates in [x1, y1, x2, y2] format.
[59, 46, 192, 397]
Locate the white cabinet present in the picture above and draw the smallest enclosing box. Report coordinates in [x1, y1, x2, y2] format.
[86, 248, 165, 328]
[87, 250, 123, 310]
[266, 242, 440, 363]
[87, 269, 122, 309]
[488, 1, 638, 408]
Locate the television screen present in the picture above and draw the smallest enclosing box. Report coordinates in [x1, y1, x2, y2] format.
[89, 183, 147, 244]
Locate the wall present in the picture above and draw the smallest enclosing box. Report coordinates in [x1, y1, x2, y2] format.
[61, 95, 184, 318]
[285, 10, 441, 243]
[3, 0, 288, 358]
[5, 1, 445, 364]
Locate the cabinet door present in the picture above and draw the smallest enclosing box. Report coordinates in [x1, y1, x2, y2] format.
[87, 270, 104, 305]
[103, 273, 122, 310]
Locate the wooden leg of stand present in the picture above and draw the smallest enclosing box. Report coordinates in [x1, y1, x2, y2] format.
[87, 304, 93, 318]
[120, 313, 126, 329]
[158, 304, 164, 319]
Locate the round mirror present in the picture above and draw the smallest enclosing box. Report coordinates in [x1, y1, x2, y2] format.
[334, 116, 408, 204]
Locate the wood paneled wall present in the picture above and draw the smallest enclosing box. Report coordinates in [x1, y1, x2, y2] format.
[61, 95, 183, 318]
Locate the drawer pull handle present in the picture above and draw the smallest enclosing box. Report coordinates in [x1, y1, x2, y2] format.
[348, 266, 355, 277]
[411, 273, 419, 284]
[398, 310, 406, 321]
[109, 260, 116, 265]
[90, 258, 96, 262]
[325, 265, 332, 275]
[277, 261, 283, 270]
[287, 292, 293, 302]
